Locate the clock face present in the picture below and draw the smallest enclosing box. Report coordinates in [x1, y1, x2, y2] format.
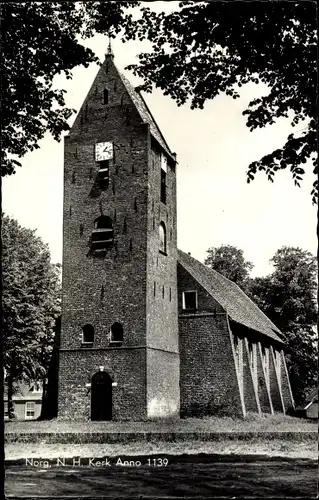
[95, 142, 113, 161]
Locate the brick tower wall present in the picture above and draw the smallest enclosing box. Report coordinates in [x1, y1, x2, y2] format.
[145, 144, 180, 417]
[59, 55, 180, 420]
[58, 349, 146, 421]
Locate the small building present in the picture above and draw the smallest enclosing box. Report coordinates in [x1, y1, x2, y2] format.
[299, 388, 318, 419]
[4, 382, 43, 421]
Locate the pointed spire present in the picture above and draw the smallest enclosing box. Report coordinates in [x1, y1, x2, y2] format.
[106, 33, 114, 59]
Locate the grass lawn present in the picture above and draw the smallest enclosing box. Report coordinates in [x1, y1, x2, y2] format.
[5, 413, 317, 434]
[5, 438, 317, 460]
[5, 415, 317, 460]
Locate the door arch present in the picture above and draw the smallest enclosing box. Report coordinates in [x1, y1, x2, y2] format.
[91, 371, 112, 421]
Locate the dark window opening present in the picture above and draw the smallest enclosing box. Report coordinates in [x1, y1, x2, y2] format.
[103, 89, 109, 104]
[154, 282, 156, 297]
[82, 324, 94, 346]
[183, 291, 197, 310]
[110, 322, 123, 343]
[169, 287, 172, 302]
[162, 285, 165, 298]
[91, 216, 113, 251]
[159, 222, 167, 254]
[97, 160, 109, 188]
[160, 168, 166, 204]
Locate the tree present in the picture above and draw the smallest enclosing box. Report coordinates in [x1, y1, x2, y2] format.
[205, 244, 253, 291]
[2, 214, 61, 418]
[123, 1, 317, 202]
[0, 1, 137, 176]
[249, 247, 318, 404]
[40, 316, 61, 420]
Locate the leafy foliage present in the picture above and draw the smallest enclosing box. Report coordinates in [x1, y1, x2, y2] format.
[2, 214, 61, 418]
[249, 247, 318, 404]
[204, 244, 317, 403]
[0, 1, 137, 176]
[123, 1, 317, 202]
[205, 244, 253, 291]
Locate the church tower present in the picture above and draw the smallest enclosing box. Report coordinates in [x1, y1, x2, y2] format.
[58, 48, 179, 420]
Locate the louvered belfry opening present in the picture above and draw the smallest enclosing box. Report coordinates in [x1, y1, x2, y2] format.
[91, 215, 114, 251]
[97, 160, 109, 187]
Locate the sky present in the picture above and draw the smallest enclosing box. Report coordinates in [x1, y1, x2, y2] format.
[2, 2, 317, 278]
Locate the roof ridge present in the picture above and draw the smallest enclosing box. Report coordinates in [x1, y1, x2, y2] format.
[119, 71, 174, 159]
[136, 89, 172, 154]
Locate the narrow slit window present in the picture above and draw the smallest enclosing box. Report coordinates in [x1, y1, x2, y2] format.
[103, 89, 109, 104]
[160, 168, 167, 204]
[182, 291, 198, 310]
[159, 222, 167, 254]
[160, 153, 167, 204]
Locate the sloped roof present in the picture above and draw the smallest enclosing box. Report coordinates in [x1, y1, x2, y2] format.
[178, 249, 284, 344]
[120, 73, 174, 159]
[4, 382, 43, 401]
[305, 388, 318, 404]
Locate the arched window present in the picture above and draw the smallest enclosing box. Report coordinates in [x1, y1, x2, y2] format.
[82, 324, 94, 346]
[110, 322, 123, 343]
[91, 216, 113, 251]
[159, 222, 167, 254]
[103, 89, 109, 104]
